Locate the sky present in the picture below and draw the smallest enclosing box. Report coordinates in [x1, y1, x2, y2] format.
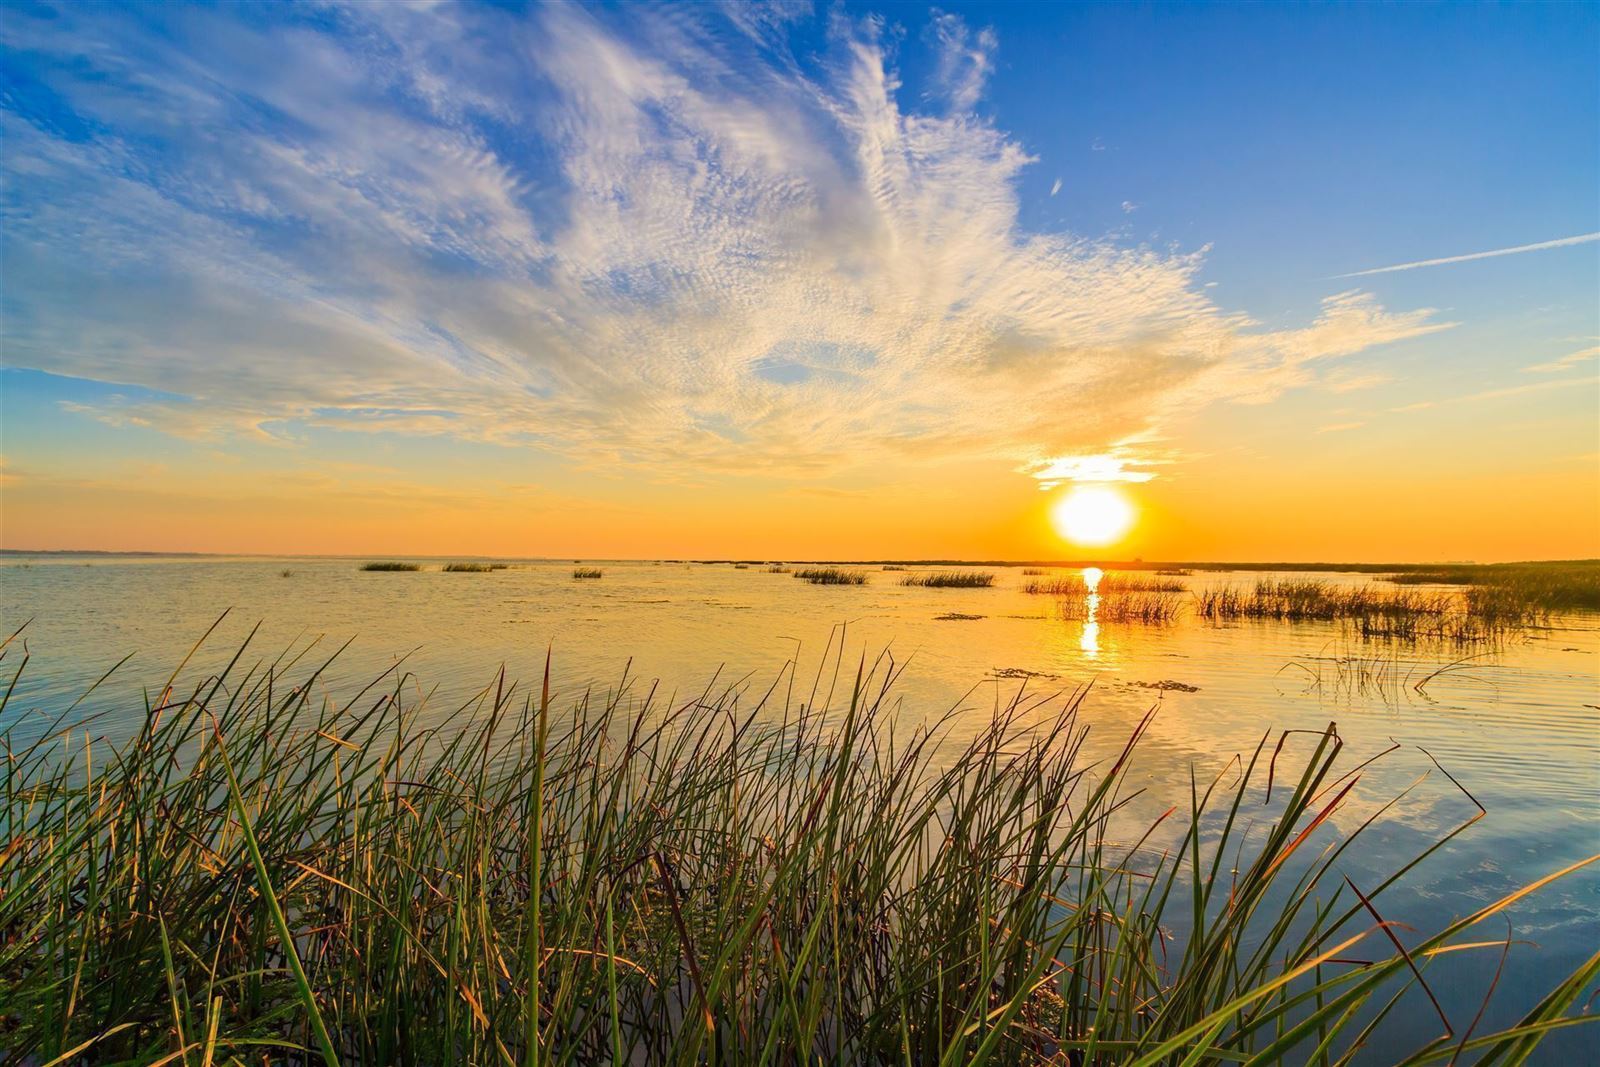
[1, 0, 1596, 562]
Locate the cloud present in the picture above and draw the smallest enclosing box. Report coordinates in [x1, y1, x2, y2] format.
[1336, 232, 1600, 279]
[927, 9, 998, 112]
[1317, 421, 1364, 434]
[1523, 345, 1599, 374]
[1392, 375, 1598, 413]
[1050, 178, 1061, 197]
[0, 3, 1445, 488]
[1028, 452, 1162, 488]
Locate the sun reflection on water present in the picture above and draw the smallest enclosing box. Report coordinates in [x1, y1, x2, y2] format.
[1080, 566, 1102, 656]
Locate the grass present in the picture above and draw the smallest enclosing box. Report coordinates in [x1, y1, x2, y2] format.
[1097, 574, 1187, 594]
[1387, 561, 1600, 612]
[359, 561, 420, 572]
[793, 567, 868, 585]
[1022, 577, 1088, 596]
[1193, 581, 1553, 644]
[899, 571, 995, 588]
[572, 568, 603, 579]
[1021, 568, 1048, 576]
[442, 562, 501, 573]
[2, 629, 1596, 1064]
[764, 565, 791, 574]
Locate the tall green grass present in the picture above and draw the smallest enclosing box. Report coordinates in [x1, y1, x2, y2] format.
[2, 629, 1595, 1064]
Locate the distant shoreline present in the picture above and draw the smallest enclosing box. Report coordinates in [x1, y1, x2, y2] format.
[1, 548, 1594, 572]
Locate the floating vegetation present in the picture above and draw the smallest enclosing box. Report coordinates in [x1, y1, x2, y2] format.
[935, 612, 985, 621]
[989, 666, 1060, 679]
[360, 561, 420, 572]
[572, 567, 603, 579]
[899, 571, 995, 588]
[442, 562, 498, 573]
[793, 567, 867, 585]
[1130, 679, 1201, 692]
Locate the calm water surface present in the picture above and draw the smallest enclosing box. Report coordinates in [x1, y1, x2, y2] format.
[3, 555, 1597, 1059]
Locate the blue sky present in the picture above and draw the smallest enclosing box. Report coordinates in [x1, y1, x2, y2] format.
[1, 1, 1595, 557]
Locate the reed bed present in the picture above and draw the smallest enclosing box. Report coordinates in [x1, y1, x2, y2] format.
[1195, 580, 1529, 643]
[1096, 574, 1187, 594]
[442, 562, 501, 573]
[1055, 590, 1184, 624]
[1022, 576, 1088, 596]
[899, 571, 995, 588]
[1021, 568, 1048, 576]
[793, 567, 868, 585]
[359, 561, 420, 572]
[2, 632, 1595, 1065]
[1387, 561, 1600, 612]
[764, 565, 791, 574]
[572, 568, 603, 579]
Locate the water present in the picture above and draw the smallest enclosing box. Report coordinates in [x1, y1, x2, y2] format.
[3, 554, 1597, 1058]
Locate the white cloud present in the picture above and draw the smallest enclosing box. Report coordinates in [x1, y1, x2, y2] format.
[1, 3, 1446, 487]
[1523, 345, 1599, 373]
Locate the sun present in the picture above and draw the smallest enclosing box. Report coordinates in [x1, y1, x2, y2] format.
[1051, 486, 1135, 547]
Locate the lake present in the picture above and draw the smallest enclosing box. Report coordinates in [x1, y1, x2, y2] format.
[2, 554, 1597, 1059]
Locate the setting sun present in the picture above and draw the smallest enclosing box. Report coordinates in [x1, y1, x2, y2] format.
[1052, 486, 1135, 547]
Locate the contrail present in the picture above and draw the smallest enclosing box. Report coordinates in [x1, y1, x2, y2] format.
[1335, 232, 1599, 278]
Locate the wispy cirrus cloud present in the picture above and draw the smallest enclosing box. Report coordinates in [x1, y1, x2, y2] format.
[1, 2, 1445, 489]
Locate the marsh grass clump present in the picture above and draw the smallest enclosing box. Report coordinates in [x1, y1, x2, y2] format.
[793, 567, 867, 585]
[899, 571, 995, 588]
[572, 567, 604, 579]
[1156, 567, 1193, 576]
[1388, 561, 1600, 612]
[764, 564, 791, 574]
[881, 564, 905, 571]
[360, 561, 420, 572]
[1097, 573, 1187, 594]
[1022, 576, 1088, 596]
[1021, 567, 1048, 576]
[1097, 589, 1183, 623]
[442, 562, 497, 573]
[2, 630, 1595, 1064]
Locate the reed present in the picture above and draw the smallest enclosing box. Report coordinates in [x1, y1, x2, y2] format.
[359, 561, 420, 572]
[1097, 573, 1187, 594]
[1021, 567, 1048, 576]
[442, 562, 497, 573]
[764, 565, 791, 574]
[1387, 561, 1600, 611]
[1022, 576, 1088, 596]
[793, 567, 868, 585]
[572, 567, 604, 579]
[899, 571, 995, 588]
[2, 631, 1594, 1064]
